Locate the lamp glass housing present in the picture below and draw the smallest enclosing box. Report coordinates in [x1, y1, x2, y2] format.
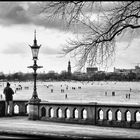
[30, 46, 40, 60]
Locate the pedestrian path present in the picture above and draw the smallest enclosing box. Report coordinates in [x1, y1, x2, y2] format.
[0, 116, 139, 139]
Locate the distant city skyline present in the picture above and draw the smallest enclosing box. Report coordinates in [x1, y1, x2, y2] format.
[0, 2, 139, 74]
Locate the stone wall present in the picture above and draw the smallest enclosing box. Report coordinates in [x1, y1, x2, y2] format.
[29, 101, 140, 129]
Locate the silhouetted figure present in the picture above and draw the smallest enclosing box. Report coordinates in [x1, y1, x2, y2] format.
[0, 94, 2, 99]
[3, 82, 14, 116]
[112, 91, 115, 96]
[65, 94, 67, 99]
[61, 89, 64, 93]
[105, 92, 107, 96]
[72, 87, 76, 90]
[128, 93, 130, 99]
[51, 89, 53, 93]
[24, 86, 29, 90]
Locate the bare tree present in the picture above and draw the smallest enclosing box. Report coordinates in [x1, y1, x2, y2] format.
[39, 1, 140, 70]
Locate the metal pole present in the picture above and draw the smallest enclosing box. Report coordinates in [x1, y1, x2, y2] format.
[32, 60, 38, 99]
[28, 59, 42, 103]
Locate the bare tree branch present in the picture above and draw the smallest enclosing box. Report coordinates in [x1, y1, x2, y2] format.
[39, 1, 140, 70]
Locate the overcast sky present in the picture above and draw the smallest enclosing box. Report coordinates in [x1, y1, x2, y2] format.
[0, 2, 139, 74]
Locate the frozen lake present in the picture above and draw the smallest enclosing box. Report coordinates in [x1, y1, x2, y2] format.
[0, 81, 140, 105]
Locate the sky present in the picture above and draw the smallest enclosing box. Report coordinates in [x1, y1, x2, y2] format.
[0, 2, 139, 74]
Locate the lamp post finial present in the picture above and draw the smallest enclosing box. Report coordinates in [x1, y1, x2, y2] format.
[34, 30, 36, 40]
[34, 30, 37, 45]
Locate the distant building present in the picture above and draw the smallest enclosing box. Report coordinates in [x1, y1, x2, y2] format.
[114, 67, 132, 75]
[135, 66, 140, 74]
[73, 71, 87, 80]
[73, 71, 83, 76]
[48, 70, 55, 74]
[67, 60, 71, 76]
[0, 72, 4, 76]
[86, 67, 98, 75]
[114, 66, 140, 75]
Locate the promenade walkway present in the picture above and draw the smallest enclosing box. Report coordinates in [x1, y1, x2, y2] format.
[0, 116, 139, 139]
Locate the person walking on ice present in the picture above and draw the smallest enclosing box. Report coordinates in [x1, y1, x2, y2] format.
[3, 82, 14, 116]
[65, 94, 67, 99]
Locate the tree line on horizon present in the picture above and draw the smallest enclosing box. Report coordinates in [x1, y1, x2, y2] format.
[0, 71, 139, 82]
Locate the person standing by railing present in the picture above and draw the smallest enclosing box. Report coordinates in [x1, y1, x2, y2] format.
[3, 82, 14, 116]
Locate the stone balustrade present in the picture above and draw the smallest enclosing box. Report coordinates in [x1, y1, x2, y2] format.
[29, 101, 140, 129]
[0, 99, 140, 129]
[13, 100, 29, 116]
[95, 103, 140, 128]
[38, 102, 96, 125]
[0, 100, 29, 116]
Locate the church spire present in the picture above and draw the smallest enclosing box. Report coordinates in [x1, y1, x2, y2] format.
[68, 60, 71, 76]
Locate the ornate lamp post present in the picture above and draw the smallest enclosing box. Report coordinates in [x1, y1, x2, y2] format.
[28, 30, 43, 103]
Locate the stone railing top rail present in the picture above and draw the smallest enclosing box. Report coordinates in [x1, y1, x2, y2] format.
[13, 100, 28, 102]
[0, 99, 28, 101]
[0, 99, 139, 108]
[39, 100, 140, 107]
[40, 101, 97, 106]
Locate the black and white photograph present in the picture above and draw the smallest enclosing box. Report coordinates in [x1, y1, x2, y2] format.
[0, 1, 139, 139]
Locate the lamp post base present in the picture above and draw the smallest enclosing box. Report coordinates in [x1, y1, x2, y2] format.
[28, 97, 41, 120]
